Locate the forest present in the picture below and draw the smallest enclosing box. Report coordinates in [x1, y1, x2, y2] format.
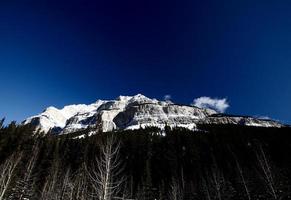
[0, 118, 291, 200]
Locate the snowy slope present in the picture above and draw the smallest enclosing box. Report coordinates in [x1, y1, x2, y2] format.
[23, 94, 285, 134]
[24, 100, 105, 133]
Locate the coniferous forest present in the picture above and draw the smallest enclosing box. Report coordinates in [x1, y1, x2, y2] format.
[0, 119, 291, 200]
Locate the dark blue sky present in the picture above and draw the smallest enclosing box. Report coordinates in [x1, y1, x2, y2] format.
[1, 0, 291, 124]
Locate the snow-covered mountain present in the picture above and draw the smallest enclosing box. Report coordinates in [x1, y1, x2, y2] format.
[23, 94, 284, 134]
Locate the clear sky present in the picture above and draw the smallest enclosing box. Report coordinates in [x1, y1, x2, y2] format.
[1, 0, 291, 124]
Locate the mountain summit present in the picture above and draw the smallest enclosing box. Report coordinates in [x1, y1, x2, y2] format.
[23, 94, 284, 134]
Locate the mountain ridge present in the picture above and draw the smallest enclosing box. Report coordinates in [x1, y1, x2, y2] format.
[23, 94, 285, 134]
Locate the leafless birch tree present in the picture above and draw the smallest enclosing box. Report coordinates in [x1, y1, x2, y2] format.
[59, 168, 75, 200]
[12, 142, 39, 200]
[202, 155, 235, 200]
[40, 156, 65, 200]
[40, 164, 59, 200]
[229, 148, 251, 200]
[0, 152, 22, 200]
[74, 163, 92, 200]
[256, 144, 278, 199]
[88, 135, 125, 200]
[168, 177, 184, 200]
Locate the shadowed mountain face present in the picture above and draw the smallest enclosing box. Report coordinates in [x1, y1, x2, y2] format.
[23, 94, 284, 134]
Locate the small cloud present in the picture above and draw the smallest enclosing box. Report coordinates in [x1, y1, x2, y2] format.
[257, 115, 270, 120]
[164, 94, 172, 102]
[193, 96, 229, 113]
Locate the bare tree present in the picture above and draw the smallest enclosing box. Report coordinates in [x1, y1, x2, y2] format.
[0, 152, 23, 200]
[74, 163, 92, 200]
[229, 148, 251, 200]
[168, 168, 184, 200]
[88, 135, 125, 200]
[201, 175, 212, 200]
[168, 178, 184, 200]
[40, 156, 69, 200]
[256, 144, 278, 199]
[58, 168, 74, 200]
[12, 142, 40, 200]
[203, 155, 235, 200]
[40, 164, 59, 200]
[210, 161, 223, 200]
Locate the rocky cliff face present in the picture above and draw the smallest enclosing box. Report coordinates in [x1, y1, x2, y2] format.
[22, 94, 284, 134]
[198, 113, 283, 128]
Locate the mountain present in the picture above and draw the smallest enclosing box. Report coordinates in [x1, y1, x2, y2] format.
[22, 94, 284, 134]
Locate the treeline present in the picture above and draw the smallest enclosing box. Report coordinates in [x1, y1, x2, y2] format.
[0, 119, 291, 199]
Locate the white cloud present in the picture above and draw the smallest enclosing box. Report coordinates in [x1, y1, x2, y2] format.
[256, 115, 270, 120]
[193, 97, 229, 113]
[164, 94, 172, 101]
